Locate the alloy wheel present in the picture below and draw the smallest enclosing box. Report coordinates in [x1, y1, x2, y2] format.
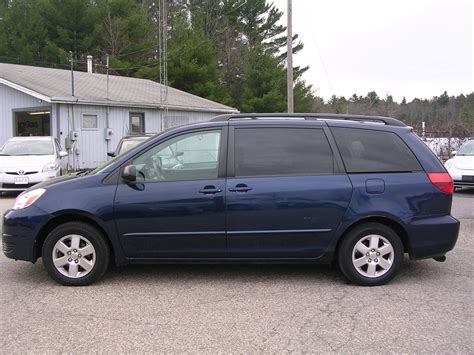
[52, 234, 96, 278]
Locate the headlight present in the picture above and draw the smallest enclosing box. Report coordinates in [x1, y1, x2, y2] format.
[12, 188, 46, 210]
[42, 162, 58, 172]
[444, 159, 453, 169]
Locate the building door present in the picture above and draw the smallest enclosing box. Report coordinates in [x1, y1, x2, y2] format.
[14, 109, 51, 136]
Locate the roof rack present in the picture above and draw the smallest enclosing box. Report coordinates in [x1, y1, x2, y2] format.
[210, 113, 406, 127]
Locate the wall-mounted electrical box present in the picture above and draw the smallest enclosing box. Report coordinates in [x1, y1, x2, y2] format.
[65, 137, 74, 150]
[105, 128, 113, 140]
[69, 130, 79, 141]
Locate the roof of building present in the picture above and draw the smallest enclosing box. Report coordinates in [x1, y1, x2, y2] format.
[0, 63, 238, 113]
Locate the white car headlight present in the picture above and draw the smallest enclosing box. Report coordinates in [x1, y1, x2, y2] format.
[444, 159, 453, 170]
[13, 188, 46, 210]
[42, 162, 58, 172]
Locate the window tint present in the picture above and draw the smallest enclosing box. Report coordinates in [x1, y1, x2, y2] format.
[331, 127, 422, 173]
[234, 128, 334, 176]
[133, 130, 221, 182]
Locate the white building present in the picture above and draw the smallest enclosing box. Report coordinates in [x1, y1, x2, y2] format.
[0, 63, 238, 169]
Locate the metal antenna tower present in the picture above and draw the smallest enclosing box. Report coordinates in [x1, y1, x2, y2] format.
[158, 0, 168, 129]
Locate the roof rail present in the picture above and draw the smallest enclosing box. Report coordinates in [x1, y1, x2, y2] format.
[210, 113, 406, 127]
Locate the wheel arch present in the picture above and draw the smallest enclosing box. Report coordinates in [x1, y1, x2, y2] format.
[34, 214, 116, 264]
[334, 216, 411, 260]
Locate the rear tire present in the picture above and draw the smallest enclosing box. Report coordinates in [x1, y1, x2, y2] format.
[338, 223, 404, 286]
[42, 222, 110, 286]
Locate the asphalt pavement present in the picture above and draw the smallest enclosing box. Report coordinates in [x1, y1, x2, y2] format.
[0, 189, 472, 353]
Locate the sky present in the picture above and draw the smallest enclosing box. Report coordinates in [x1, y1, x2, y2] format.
[272, 0, 473, 102]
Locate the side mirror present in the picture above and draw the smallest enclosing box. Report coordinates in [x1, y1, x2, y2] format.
[59, 151, 68, 158]
[451, 150, 457, 156]
[122, 165, 137, 183]
[107, 152, 116, 157]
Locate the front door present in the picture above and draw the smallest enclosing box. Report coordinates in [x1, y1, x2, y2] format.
[226, 124, 352, 258]
[114, 128, 227, 258]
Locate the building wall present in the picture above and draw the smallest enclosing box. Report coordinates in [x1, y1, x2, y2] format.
[0, 84, 222, 168]
[0, 83, 52, 146]
[57, 103, 219, 169]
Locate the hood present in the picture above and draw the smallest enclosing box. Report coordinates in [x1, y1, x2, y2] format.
[453, 156, 474, 170]
[0, 155, 55, 172]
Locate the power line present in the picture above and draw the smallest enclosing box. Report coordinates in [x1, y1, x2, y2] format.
[310, 33, 333, 92]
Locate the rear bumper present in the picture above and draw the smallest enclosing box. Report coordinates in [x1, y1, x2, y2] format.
[406, 215, 460, 260]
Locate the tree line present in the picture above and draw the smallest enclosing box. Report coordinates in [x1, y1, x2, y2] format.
[0, 0, 472, 136]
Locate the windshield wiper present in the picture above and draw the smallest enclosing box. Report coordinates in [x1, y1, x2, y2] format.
[0, 153, 10, 156]
[76, 169, 92, 176]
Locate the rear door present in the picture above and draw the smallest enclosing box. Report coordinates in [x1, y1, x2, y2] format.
[226, 123, 353, 258]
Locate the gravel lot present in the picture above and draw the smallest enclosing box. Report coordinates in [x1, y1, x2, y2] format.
[0, 190, 472, 353]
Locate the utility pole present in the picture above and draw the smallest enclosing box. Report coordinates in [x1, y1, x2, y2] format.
[69, 51, 75, 96]
[287, 0, 294, 113]
[106, 54, 110, 152]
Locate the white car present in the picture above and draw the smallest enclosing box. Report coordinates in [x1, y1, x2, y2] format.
[0, 136, 67, 192]
[444, 139, 474, 188]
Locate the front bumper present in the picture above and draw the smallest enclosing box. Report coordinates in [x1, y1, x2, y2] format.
[2, 205, 52, 262]
[446, 166, 474, 187]
[0, 170, 59, 192]
[406, 215, 460, 260]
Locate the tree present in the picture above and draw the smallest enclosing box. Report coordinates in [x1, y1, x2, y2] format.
[239, 49, 287, 112]
[137, 16, 228, 104]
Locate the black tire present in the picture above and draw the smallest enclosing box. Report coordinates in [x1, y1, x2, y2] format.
[42, 222, 110, 286]
[338, 222, 404, 286]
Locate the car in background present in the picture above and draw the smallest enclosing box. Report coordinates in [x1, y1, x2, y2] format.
[445, 139, 474, 188]
[107, 135, 153, 158]
[0, 136, 67, 192]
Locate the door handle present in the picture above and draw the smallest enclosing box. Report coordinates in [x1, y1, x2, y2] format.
[199, 185, 222, 194]
[229, 184, 253, 192]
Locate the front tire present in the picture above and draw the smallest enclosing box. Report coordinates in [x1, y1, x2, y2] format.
[338, 223, 404, 286]
[42, 222, 110, 286]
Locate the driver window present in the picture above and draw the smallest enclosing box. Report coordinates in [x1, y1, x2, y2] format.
[133, 130, 221, 182]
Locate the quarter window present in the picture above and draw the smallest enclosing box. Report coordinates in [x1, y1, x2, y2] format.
[133, 130, 221, 182]
[234, 128, 334, 177]
[331, 127, 422, 173]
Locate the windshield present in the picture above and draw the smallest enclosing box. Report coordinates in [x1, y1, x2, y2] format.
[457, 140, 474, 156]
[119, 138, 149, 154]
[0, 139, 54, 156]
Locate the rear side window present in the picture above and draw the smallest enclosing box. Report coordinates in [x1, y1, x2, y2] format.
[234, 127, 334, 176]
[331, 127, 422, 173]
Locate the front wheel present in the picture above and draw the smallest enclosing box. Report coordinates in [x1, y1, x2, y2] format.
[42, 222, 110, 286]
[338, 223, 404, 286]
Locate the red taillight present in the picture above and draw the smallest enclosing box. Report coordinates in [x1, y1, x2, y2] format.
[428, 173, 454, 194]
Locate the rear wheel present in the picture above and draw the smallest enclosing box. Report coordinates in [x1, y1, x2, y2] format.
[338, 223, 404, 286]
[42, 222, 110, 286]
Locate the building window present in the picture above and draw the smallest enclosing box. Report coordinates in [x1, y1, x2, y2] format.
[82, 114, 98, 129]
[14, 110, 51, 136]
[130, 113, 145, 135]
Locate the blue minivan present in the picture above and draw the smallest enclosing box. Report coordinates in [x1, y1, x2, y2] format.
[2, 114, 460, 286]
